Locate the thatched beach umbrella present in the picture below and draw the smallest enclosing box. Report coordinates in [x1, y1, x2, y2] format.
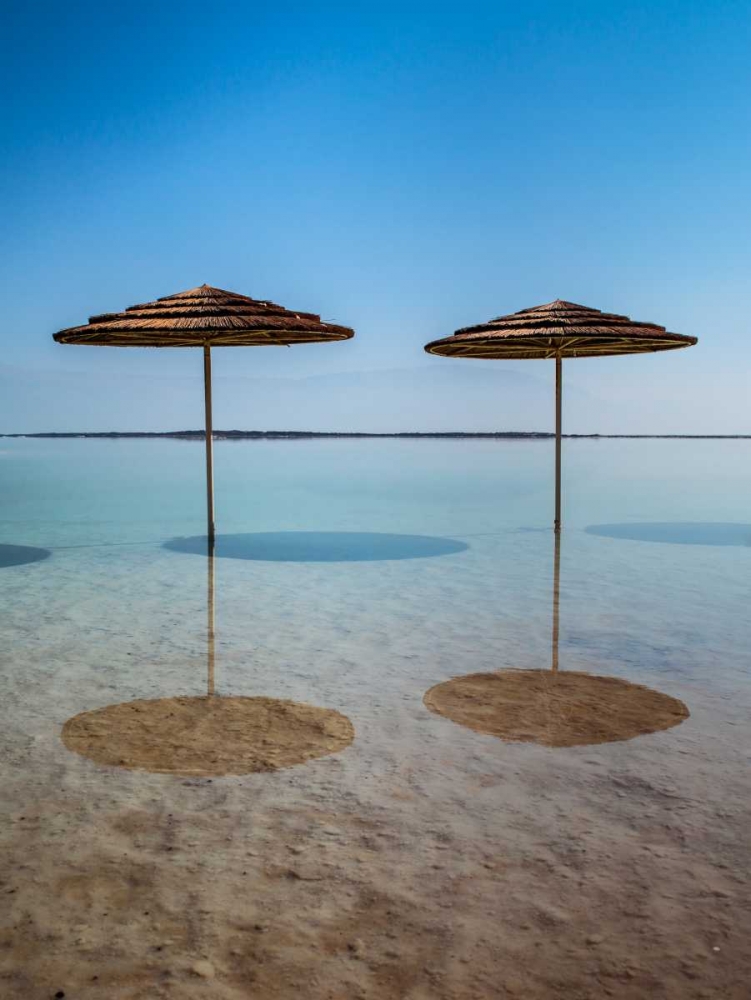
[53, 284, 354, 542]
[54, 286, 357, 772]
[425, 300, 696, 532]
[422, 301, 695, 746]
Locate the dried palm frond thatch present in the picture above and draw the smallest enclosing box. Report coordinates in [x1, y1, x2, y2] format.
[424, 297, 697, 534]
[54, 284, 354, 347]
[425, 299, 696, 359]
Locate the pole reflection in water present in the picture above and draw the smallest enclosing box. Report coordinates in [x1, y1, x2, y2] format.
[207, 538, 216, 697]
[424, 526, 690, 747]
[551, 527, 561, 674]
[61, 534, 355, 775]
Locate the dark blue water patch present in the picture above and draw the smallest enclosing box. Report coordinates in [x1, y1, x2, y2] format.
[0, 544, 51, 569]
[567, 630, 676, 663]
[585, 522, 751, 547]
[564, 629, 701, 679]
[164, 532, 469, 563]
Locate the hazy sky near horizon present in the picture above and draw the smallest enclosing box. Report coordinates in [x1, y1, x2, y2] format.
[1, 0, 749, 433]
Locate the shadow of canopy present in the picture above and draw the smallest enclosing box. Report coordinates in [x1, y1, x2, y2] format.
[0, 544, 52, 569]
[164, 531, 469, 562]
[585, 522, 751, 547]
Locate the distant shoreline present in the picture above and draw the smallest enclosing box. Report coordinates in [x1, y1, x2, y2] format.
[2, 431, 750, 440]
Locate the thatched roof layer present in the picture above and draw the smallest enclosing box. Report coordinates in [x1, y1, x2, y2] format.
[53, 284, 354, 347]
[425, 299, 696, 359]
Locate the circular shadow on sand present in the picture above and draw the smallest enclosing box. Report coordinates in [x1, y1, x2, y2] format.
[62, 696, 355, 776]
[164, 531, 469, 562]
[424, 670, 689, 748]
[0, 544, 51, 569]
[586, 522, 751, 547]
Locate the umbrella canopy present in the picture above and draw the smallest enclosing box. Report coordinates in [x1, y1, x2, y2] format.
[424, 299, 695, 359]
[425, 299, 696, 530]
[53, 283, 354, 347]
[54, 284, 354, 542]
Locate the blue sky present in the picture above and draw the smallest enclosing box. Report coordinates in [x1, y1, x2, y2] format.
[1, 0, 749, 432]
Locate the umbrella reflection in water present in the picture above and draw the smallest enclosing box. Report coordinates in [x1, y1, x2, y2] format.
[424, 528, 690, 747]
[61, 525, 470, 772]
[61, 547, 355, 777]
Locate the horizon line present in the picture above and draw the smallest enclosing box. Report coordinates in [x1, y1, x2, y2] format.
[2, 431, 750, 440]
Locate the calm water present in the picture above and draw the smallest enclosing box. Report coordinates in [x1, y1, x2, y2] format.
[1, 436, 749, 715]
[3, 437, 751, 996]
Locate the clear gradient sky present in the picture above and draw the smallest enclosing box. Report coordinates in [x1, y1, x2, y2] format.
[1, 1, 749, 433]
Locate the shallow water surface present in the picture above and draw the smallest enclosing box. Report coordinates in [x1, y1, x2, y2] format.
[1, 438, 750, 998]
[2, 437, 749, 695]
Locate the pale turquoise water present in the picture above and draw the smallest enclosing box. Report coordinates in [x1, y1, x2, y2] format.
[3, 437, 749, 997]
[1, 437, 749, 711]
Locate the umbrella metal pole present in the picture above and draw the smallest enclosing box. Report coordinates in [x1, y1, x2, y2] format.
[203, 345, 216, 545]
[554, 356, 562, 534]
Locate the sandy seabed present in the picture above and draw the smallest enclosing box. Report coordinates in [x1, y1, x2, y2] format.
[3, 689, 750, 999]
[62, 696, 355, 776]
[424, 669, 690, 747]
[1, 530, 750, 999]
